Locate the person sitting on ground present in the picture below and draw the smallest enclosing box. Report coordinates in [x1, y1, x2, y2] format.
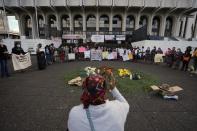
[181, 46, 192, 71]
[68, 74, 129, 131]
[12, 42, 25, 55]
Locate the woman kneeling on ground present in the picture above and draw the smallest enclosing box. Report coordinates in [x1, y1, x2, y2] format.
[67, 74, 130, 131]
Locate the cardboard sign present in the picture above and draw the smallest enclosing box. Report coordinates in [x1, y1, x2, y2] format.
[91, 35, 104, 42]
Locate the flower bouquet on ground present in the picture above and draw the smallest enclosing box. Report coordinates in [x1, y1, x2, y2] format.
[118, 68, 131, 78]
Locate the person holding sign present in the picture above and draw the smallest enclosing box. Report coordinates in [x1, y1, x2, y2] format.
[0, 40, 10, 78]
[12, 42, 25, 55]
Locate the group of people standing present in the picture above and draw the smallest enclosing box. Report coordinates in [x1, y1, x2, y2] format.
[0, 40, 26, 78]
[164, 46, 197, 72]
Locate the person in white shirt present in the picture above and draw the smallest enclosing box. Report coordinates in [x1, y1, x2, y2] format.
[68, 74, 130, 131]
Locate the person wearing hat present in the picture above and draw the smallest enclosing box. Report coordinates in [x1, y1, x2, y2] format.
[68, 74, 129, 131]
[0, 40, 10, 78]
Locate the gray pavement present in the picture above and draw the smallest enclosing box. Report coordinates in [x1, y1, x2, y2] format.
[0, 58, 197, 131]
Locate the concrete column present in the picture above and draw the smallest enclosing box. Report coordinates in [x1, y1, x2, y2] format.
[181, 17, 186, 37]
[135, 14, 140, 30]
[96, 11, 99, 32]
[147, 15, 153, 35]
[194, 25, 197, 39]
[31, 14, 38, 39]
[183, 17, 189, 38]
[56, 13, 61, 31]
[109, 12, 113, 32]
[43, 14, 48, 38]
[18, 15, 25, 36]
[69, 13, 73, 32]
[82, 12, 86, 43]
[122, 12, 126, 32]
[159, 16, 166, 37]
[172, 17, 180, 37]
[83, 12, 86, 32]
[185, 17, 193, 39]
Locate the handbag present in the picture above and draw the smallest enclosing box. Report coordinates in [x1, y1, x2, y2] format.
[86, 108, 96, 131]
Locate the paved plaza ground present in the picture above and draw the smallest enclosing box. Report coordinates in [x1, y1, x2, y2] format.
[0, 58, 197, 131]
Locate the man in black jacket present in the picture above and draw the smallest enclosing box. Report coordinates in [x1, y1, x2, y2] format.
[0, 40, 10, 78]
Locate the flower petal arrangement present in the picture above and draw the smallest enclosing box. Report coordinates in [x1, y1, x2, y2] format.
[118, 69, 131, 77]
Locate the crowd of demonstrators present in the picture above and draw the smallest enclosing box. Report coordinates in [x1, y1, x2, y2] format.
[1, 39, 197, 78]
[33, 42, 197, 75]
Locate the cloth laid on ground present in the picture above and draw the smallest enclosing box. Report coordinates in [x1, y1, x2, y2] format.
[12, 53, 32, 71]
[68, 77, 83, 87]
[154, 54, 164, 63]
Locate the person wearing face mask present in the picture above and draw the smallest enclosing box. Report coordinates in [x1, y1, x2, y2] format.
[12, 42, 25, 55]
[0, 40, 10, 78]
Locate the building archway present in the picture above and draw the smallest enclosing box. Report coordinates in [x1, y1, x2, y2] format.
[86, 14, 96, 31]
[99, 15, 109, 34]
[74, 14, 83, 33]
[38, 15, 45, 38]
[152, 16, 160, 36]
[24, 15, 32, 38]
[139, 15, 148, 28]
[48, 14, 57, 38]
[112, 15, 122, 33]
[165, 16, 173, 37]
[61, 15, 70, 34]
[126, 15, 135, 34]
